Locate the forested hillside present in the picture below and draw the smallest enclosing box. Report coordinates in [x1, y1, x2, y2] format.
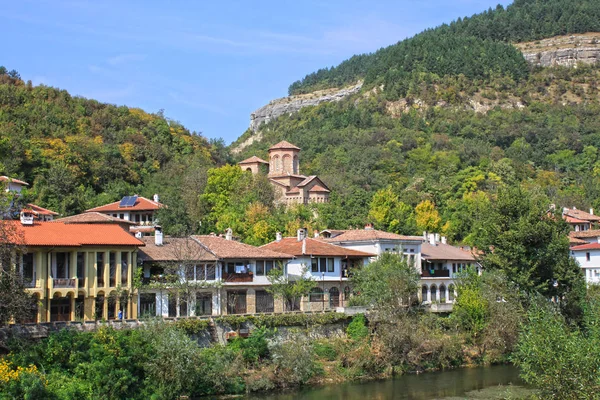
[234, 0, 600, 245]
[289, 0, 600, 95]
[0, 68, 226, 217]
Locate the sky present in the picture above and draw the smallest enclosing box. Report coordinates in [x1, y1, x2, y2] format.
[1, 0, 513, 144]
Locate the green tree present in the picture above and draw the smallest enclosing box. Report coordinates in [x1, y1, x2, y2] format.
[266, 265, 316, 311]
[415, 200, 441, 233]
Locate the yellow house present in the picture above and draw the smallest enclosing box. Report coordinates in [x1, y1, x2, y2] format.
[4, 215, 144, 322]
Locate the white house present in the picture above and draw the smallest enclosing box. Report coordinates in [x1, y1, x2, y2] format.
[571, 242, 600, 285]
[261, 229, 374, 310]
[0, 175, 29, 194]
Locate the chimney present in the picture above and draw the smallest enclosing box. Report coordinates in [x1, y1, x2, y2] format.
[441, 236, 447, 244]
[364, 223, 374, 230]
[297, 228, 306, 242]
[276, 232, 282, 242]
[573, 206, 577, 210]
[155, 226, 163, 246]
[153, 193, 159, 203]
[563, 207, 568, 215]
[135, 231, 143, 239]
[19, 210, 34, 226]
[591, 208, 594, 215]
[423, 231, 428, 240]
[435, 233, 440, 243]
[314, 230, 319, 238]
[428, 233, 436, 246]
[225, 228, 233, 241]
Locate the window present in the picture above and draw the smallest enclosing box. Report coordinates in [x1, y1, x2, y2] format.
[77, 252, 85, 287]
[256, 260, 265, 276]
[185, 265, 195, 281]
[119, 213, 124, 220]
[139, 293, 156, 317]
[22, 253, 34, 285]
[256, 290, 274, 313]
[309, 288, 324, 302]
[196, 293, 212, 316]
[109, 252, 116, 287]
[54, 252, 69, 279]
[587, 252, 591, 262]
[95, 295, 104, 320]
[121, 252, 128, 285]
[206, 264, 216, 280]
[97, 252, 104, 286]
[311, 257, 334, 273]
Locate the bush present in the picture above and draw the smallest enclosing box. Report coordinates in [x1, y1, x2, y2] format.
[227, 327, 271, 364]
[313, 341, 338, 361]
[270, 335, 322, 387]
[194, 346, 245, 395]
[346, 314, 369, 341]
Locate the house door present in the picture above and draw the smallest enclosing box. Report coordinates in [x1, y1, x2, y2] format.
[50, 298, 71, 322]
[227, 290, 247, 314]
[255, 290, 274, 313]
[329, 287, 340, 308]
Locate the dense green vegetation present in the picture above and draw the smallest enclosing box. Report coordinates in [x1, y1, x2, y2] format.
[237, 64, 600, 243]
[289, 0, 600, 95]
[0, 68, 225, 216]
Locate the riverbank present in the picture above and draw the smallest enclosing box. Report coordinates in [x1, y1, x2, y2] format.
[0, 312, 520, 399]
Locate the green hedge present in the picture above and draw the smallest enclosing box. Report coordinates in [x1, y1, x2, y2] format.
[215, 312, 351, 328]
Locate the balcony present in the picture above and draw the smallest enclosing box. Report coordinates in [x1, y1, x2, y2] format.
[421, 269, 450, 278]
[222, 272, 253, 283]
[53, 278, 76, 288]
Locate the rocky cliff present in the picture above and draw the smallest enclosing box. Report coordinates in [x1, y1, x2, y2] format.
[249, 82, 362, 132]
[518, 33, 600, 67]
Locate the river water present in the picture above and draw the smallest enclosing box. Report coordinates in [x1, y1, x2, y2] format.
[248, 365, 532, 400]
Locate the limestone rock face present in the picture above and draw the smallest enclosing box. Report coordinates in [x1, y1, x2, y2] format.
[519, 34, 600, 68]
[249, 82, 363, 132]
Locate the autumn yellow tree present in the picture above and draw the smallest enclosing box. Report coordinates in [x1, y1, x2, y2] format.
[415, 200, 441, 233]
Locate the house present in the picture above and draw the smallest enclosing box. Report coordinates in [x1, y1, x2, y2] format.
[319, 224, 423, 266]
[85, 195, 163, 234]
[1, 212, 144, 323]
[261, 229, 375, 310]
[420, 233, 478, 309]
[571, 242, 600, 285]
[138, 231, 293, 316]
[562, 207, 600, 232]
[0, 176, 28, 194]
[26, 204, 58, 221]
[239, 141, 330, 205]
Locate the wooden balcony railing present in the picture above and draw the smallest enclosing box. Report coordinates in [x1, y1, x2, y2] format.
[421, 269, 450, 278]
[222, 272, 253, 283]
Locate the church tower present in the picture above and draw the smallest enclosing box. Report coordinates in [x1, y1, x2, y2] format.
[268, 141, 301, 176]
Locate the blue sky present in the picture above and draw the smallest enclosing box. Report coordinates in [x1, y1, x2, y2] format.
[1, 0, 512, 143]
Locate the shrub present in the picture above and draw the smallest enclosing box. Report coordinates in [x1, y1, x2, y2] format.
[313, 341, 338, 361]
[227, 327, 271, 364]
[195, 345, 245, 395]
[346, 314, 369, 341]
[270, 335, 321, 387]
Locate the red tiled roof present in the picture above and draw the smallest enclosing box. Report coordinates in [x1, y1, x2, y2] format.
[309, 184, 330, 193]
[563, 208, 600, 222]
[564, 215, 589, 224]
[53, 212, 136, 225]
[1, 221, 144, 247]
[571, 243, 600, 251]
[85, 196, 162, 213]
[239, 156, 269, 164]
[286, 187, 300, 194]
[324, 229, 423, 243]
[193, 235, 292, 260]
[570, 237, 588, 245]
[421, 242, 476, 261]
[269, 141, 301, 151]
[262, 237, 375, 257]
[570, 230, 600, 239]
[27, 204, 58, 216]
[139, 236, 217, 262]
[0, 176, 28, 186]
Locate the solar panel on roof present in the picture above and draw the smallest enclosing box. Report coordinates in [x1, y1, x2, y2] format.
[119, 196, 131, 208]
[128, 195, 138, 207]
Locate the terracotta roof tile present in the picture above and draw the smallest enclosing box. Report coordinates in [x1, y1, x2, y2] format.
[193, 235, 292, 259]
[239, 156, 269, 164]
[269, 140, 301, 151]
[262, 237, 375, 257]
[0, 176, 28, 186]
[564, 215, 589, 224]
[139, 237, 217, 262]
[324, 229, 423, 242]
[27, 203, 58, 216]
[85, 196, 162, 213]
[53, 212, 136, 225]
[421, 242, 476, 261]
[570, 230, 600, 239]
[569, 237, 588, 245]
[571, 243, 600, 251]
[563, 208, 600, 222]
[1, 221, 144, 247]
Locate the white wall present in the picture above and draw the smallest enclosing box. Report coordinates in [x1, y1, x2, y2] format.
[287, 256, 344, 281]
[573, 249, 600, 284]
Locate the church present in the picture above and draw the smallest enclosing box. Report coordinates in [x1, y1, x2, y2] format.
[238, 141, 330, 205]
